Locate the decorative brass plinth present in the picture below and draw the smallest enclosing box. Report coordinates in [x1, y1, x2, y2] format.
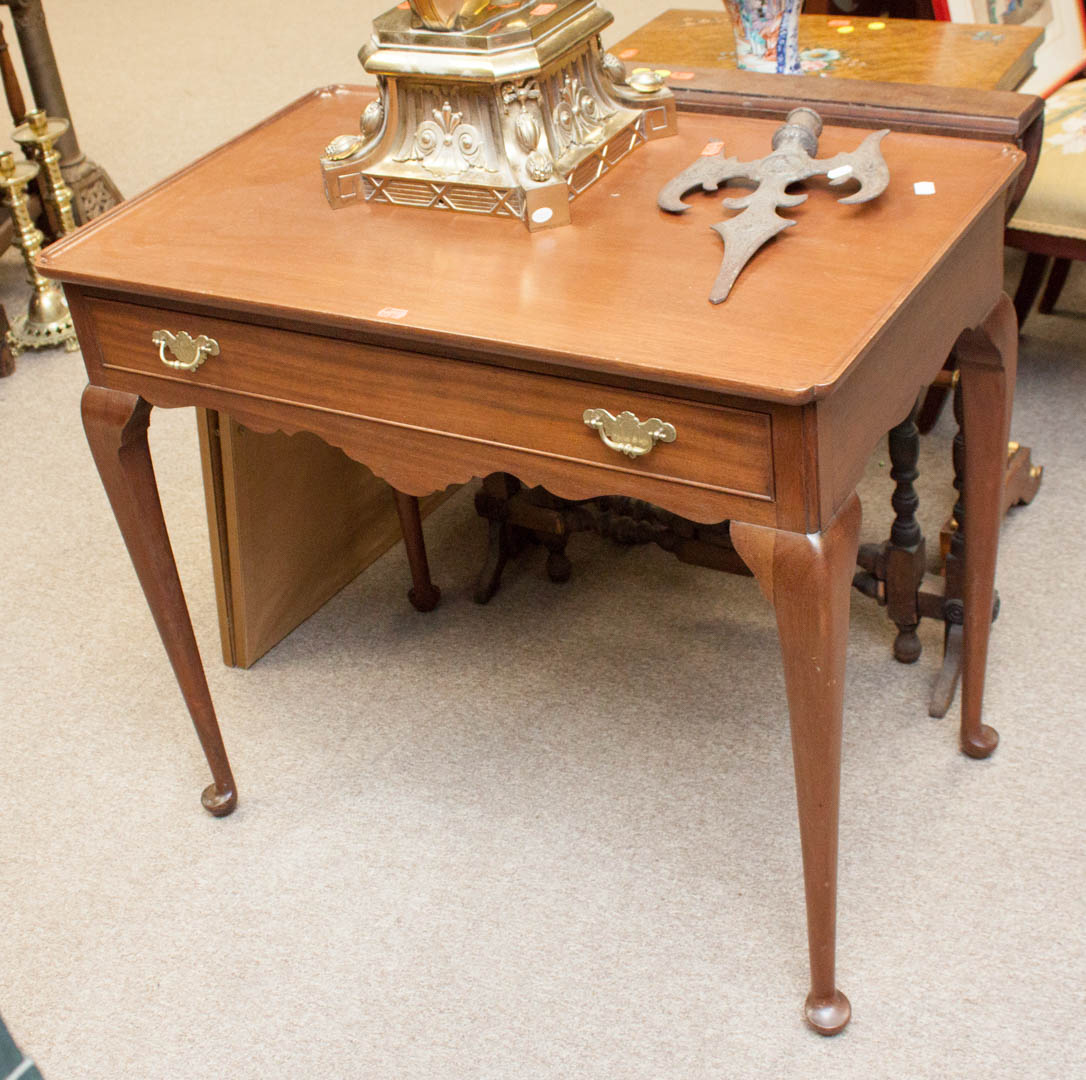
[0, 151, 77, 357]
[320, 0, 676, 230]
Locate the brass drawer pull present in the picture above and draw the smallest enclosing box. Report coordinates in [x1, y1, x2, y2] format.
[152, 329, 220, 372]
[583, 408, 677, 459]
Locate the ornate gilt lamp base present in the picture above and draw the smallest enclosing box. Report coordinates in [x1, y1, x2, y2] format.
[320, 0, 676, 230]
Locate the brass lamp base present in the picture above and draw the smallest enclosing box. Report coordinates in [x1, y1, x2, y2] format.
[320, 0, 676, 230]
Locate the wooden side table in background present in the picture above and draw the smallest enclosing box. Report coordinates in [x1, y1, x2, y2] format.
[611, 9, 1043, 91]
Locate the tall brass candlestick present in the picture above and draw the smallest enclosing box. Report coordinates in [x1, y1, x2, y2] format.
[13, 108, 77, 236]
[0, 150, 77, 356]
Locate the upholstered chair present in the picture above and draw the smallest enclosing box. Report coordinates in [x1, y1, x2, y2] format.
[1007, 77, 1086, 326]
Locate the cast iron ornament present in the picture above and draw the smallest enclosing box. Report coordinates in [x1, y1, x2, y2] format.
[658, 107, 890, 303]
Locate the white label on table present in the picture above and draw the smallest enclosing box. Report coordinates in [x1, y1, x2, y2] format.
[914, 181, 936, 196]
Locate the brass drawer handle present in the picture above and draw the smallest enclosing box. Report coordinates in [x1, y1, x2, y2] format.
[583, 408, 677, 459]
[151, 329, 220, 372]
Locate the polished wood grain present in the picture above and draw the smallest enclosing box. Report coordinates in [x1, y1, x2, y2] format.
[82, 295, 777, 514]
[46, 87, 1024, 1034]
[613, 9, 1043, 91]
[38, 88, 1021, 406]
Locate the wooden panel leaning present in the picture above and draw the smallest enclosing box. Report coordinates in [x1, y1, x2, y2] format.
[196, 412, 451, 668]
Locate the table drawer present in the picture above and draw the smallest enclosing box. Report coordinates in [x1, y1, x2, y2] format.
[85, 298, 774, 502]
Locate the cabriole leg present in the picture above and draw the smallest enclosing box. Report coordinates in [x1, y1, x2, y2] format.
[732, 494, 862, 1035]
[954, 293, 1017, 758]
[81, 385, 236, 815]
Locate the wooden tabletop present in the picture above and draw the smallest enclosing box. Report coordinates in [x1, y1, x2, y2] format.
[613, 9, 1043, 91]
[39, 86, 1021, 404]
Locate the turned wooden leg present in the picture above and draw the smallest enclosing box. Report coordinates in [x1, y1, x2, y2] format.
[732, 494, 861, 1035]
[392, 488, 440, 612]
[885, 398, 926, 664]
[954, 293, 1017, 759]
[81, 386, 236, 815]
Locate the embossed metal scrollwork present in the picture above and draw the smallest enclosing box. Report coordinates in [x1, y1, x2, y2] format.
[554, 74, 609, 151]
[151, 330, 220, 372]
[583, 408, 677, 459]
[415, 101, 485, 175]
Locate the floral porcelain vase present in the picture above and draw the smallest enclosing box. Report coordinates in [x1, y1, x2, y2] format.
[723, 0, 804, 75]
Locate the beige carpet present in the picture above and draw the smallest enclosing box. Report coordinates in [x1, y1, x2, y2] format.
[1, 3, 1084, 1077]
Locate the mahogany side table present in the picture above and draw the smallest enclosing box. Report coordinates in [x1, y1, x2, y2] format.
[39, 86, 1022, 1034]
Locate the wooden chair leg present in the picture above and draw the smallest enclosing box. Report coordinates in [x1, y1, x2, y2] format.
[392, 488, 441, 612]
[81, 385, 237, 815]
[1037, 257, 1072, 315]
[1012, 251, 1050, 328]
[884, 398, 926, 663]
[732, 494, 861, 1036]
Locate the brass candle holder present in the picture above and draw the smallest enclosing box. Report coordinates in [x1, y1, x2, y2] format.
[0, 151, 77, 356]
[13, 108, 78, 236]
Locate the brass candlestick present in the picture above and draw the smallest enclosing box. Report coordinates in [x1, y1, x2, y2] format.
[13, 109, 77, 236]
[0, 151, 77, 356]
